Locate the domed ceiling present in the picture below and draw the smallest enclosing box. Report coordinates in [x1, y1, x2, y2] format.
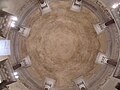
[26, 1, 101, 89]
[7, 0, 120, 90]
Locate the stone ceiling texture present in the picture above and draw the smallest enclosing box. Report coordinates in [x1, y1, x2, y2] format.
[18, 1, 108, 90]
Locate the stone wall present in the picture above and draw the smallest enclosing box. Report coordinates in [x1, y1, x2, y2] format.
[8, 80, 29, 90]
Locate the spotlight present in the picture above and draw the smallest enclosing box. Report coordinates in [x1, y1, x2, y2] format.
[112, 3, 120, 9]
[10, 16, 18, 21]
[13, 72, 18, 76]
[13, 72, 19, 79]
[15, 75, 19, 79]
[10, 21, 16, 27]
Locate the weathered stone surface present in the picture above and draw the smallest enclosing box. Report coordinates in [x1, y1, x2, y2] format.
[22, 1, 107, 89]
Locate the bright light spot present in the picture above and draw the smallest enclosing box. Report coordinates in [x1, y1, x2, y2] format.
[0, 40, 10, 56]
[15, 75, 19, 79]
[112, 3, 120, 9]
[10, 21, 16, 27]
[13, 72, 18, 76]
[0, 75, 2, 83]
[10, 16, 18, 21]
[13, 72, 19, 79]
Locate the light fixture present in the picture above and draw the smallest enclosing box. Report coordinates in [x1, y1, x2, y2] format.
[112, 3, 120, 9]
[13, 72, 19, 79]
[10, 21, 16, 27]
[13, 72, 18, 76]
[15, 75, 19, 79]
[0, 75, 2, 83]
[10, 16, 18, 21]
